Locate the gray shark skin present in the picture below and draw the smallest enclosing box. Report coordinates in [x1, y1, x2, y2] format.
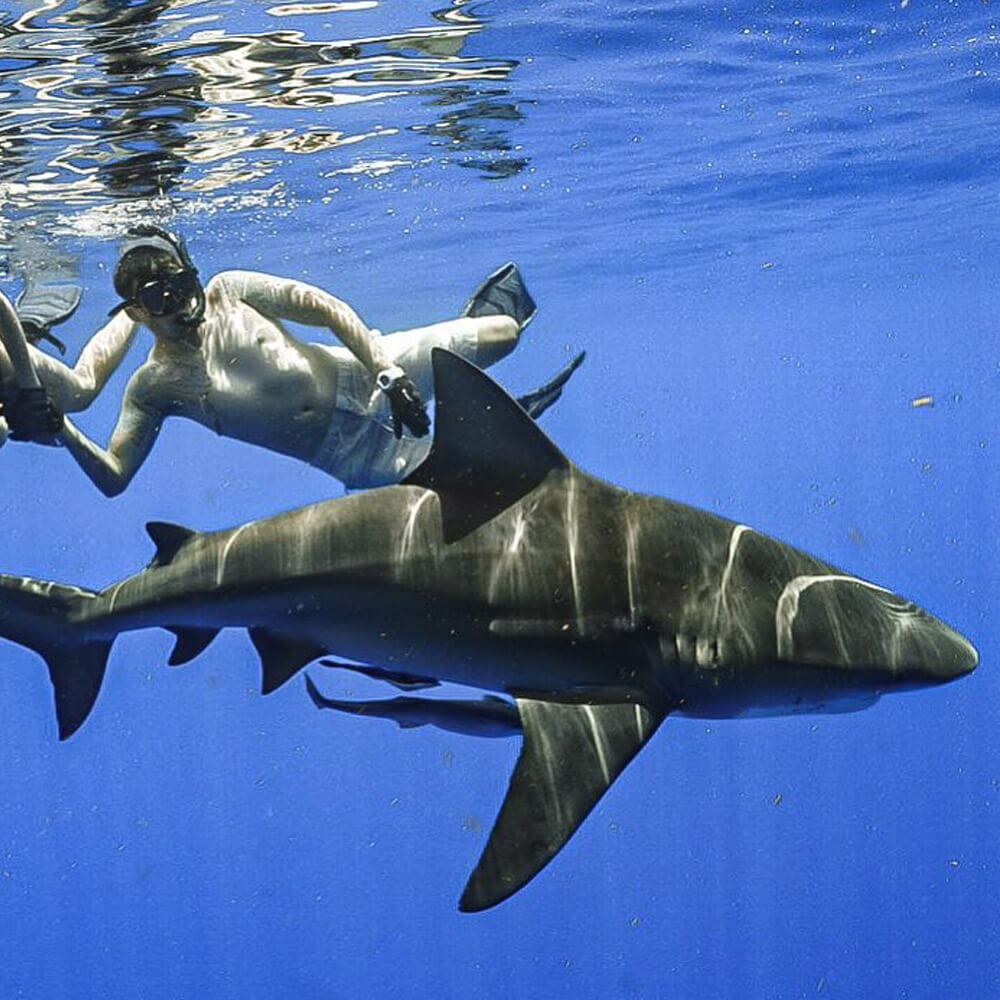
[0, 349, 977, 912]
[305, 674, 521, 737]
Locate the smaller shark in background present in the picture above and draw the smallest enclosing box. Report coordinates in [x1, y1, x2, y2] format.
[305, 674, 521, 738]
[0, 350, 977, 911]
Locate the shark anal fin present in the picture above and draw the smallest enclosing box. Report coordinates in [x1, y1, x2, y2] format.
[146, 521, 198, 568]
[459, 697, 670, 912]
[166, 626, 220, 666]
[249, 628, 325, 695]
[404, 349, 570, 542]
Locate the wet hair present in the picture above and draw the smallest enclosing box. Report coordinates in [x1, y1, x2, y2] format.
[112, 225, 197, 302]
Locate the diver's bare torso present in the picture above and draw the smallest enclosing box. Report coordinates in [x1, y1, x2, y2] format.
[140, 273, 345, 462]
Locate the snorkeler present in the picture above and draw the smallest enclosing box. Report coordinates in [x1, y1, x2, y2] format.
[0, 282, 138, 448]
[0, 226, 581, 494]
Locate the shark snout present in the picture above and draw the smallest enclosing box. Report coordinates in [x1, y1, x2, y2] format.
[777, 574, 978, 685]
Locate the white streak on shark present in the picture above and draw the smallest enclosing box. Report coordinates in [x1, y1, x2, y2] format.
[216, 521, 254, 588]
[712, 524, 751, 631]
[775, 574, 893, 659]
[583, 704, 611, 785]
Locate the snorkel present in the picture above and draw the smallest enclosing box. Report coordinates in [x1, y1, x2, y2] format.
[110, 225, 206, 338]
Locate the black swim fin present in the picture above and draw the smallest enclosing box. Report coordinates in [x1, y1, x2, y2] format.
[462, 262, 536, 329]
[15, 280, 82, 355]
[516, 351, 586, 420]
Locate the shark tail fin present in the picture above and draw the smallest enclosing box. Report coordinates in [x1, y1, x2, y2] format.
[0, 573, 111, 739]
[459, 697, 671, 912]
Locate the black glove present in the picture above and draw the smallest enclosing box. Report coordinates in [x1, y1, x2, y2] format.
[0, 386, 64, 443]
[377, 367, 430, 439]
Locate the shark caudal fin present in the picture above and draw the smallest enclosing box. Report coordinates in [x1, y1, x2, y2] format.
[0, 573, 111, 739]
[404, 349, 571, 541]
[459, 697, 672, 912]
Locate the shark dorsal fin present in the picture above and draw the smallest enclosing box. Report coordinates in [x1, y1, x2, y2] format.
[459, 697, 671, 912]
[404, 350, 569, 539]
[146, 521, 197, 567]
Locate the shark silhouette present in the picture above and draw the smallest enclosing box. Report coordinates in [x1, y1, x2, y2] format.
[0, 350, 977, 910]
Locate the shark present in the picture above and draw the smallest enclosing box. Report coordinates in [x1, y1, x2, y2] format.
[0, 349, 978, 911]
[305, 673, 521, 738]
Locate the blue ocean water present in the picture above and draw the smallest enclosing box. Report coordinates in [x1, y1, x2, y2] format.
[0, 0, 996, 996]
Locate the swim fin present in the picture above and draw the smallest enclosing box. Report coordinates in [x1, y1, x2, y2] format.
[462, 262, 536, 329]
[15, 281, 82, 355]
[516, 351, 586, 420]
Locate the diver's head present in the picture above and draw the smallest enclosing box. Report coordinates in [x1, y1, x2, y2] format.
[110, 225, 205, 340]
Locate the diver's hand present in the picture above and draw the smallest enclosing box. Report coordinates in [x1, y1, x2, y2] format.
[0, 386, 64, 444]
[377, 366, 430, 439]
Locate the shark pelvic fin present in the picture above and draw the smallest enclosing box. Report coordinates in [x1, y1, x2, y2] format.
[459, 697, 671, 912]
[249, 628, 325, 695]
[146, 521, 198, 567]
[166, 627, 221, 666]
[404, 349, 569, 542]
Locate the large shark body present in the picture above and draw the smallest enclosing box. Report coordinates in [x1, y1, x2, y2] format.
[0, 350, 977, 910]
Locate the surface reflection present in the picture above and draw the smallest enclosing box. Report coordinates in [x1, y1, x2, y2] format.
[0, 0, 531, 266]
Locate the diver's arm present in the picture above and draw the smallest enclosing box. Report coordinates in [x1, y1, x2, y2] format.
[29, 311, 139, 412]
[58, 369, 163, 497]
[223, 270, 393, 373]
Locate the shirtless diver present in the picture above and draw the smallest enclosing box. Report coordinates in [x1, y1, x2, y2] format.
[0, 227, 582, 493]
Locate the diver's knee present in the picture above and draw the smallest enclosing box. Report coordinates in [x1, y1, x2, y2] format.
[474, 316, 520, 368]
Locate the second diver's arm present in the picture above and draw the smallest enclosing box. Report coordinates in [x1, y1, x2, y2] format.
[58, 368, 164, 497]
[22, 309, 139, 413]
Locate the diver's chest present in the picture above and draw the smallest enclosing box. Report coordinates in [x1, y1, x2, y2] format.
[201, 313, 317, 396]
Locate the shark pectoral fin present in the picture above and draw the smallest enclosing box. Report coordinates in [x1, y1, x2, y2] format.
[249, 628, 325, 695]
[403, 349, 570, 542]
[146, 521, 198, 567]
[459, 697, 670, 913]
[166, 627, 221, 666]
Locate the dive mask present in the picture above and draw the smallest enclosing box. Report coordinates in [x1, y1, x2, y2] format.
[108, 268, 202, 321]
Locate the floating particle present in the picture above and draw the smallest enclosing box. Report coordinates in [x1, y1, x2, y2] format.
[910, 395, 934, 408]
[772, 792, 783, 806]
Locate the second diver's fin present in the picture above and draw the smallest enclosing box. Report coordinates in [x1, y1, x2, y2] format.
[459, 696, 672, 912]
[166, 626, 221, 666]
[249, 628, 325, 694]
[15, 281, 82, 354]
[516, 351, 586, 420]
[403, 350, 569, 541]
[461, 262, 536, 329]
